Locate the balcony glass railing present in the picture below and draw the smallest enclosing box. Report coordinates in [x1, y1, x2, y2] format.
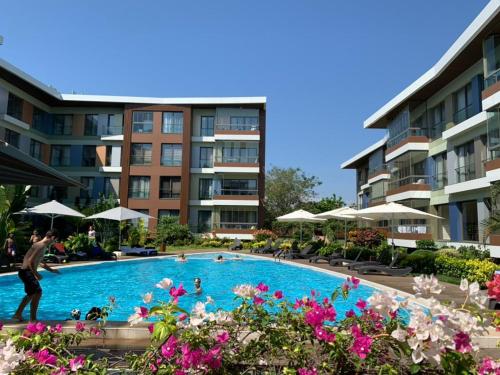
[101, 125, 123, 136]
[391, 224, 430, 235]
[214, 222, 257, 230]
[130, 155, 152, 165]
[430, 122, 446, 140]
[485, 70, 500, 89]
[128, 189, 149, 199]
[453, 105, 474, 124]
[161, 158, 182, 167]
[215, 123, 259, 131]
[367, 165, 388, 178]
[159, 190, 181, 199]
[456, 163, 476, 183]
[387, 127, 427, 149]
[215, 155, 258, 164]
[388, 175, 429, 191]
[215, 188, 258, 196]
[433, 173, 448, 190]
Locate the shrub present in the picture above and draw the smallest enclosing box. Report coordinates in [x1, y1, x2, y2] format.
[344, 246, 375, 261]
[318, 242, 343, 256]
[400, 250, 437, 274]
[436, 248, 460, 258]
[457, 245, 490, 260]
[251, 240, 267, 250]
[253, 229, 276, 242]
[155, 217, 193, 246]
[64, 233, 93, 254]
[279, 240, 293, 250]
[435, 255, 500, 286]
[348, 229, 385, 248]
[200, 239, 223, 248]
[415, 239, 437, 251]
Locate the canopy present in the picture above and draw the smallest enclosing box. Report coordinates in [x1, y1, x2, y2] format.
[16, 200, 85, 229]
[276, 209, 325, 242]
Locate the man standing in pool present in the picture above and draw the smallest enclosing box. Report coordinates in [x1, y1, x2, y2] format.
[13, 230, 60, 322]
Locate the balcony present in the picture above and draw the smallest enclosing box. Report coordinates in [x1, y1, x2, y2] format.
[215, 123, 259, 132]
[213, 155, 259, 173]
[385, 128, 429, 161]
[453, 105, 474, 125]
[213, 188, 259, 205]
[100, 125, 124, 141]
[367, 165, 390, 184]
[130, 155, 152, 165]
[214, 123, 260, 141]
[386, 175, 431, 202]
[432, 173, 448, 190]
[455, 163, 477, 183]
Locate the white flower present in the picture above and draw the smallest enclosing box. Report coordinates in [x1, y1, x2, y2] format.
[413, 274, 443, 296]
[232, 284, 259, 298]
[142, 292, 153, 304]
[155, 278, 173, 290]
[390, 326, 407, 342]
[468, 281, 480, 296]
[127, 307, 147, 326]
[206, 296, 214, 304]
[0, 339, 25, 374]
[411, 347, 424, 363]
[367, 290, 400, 317]
[459, 278, 469, 292]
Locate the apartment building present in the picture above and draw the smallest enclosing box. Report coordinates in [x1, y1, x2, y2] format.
[0, 59, 266, 239]
[342, 0, 500, 256]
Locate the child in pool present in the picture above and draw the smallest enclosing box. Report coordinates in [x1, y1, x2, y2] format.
[233, 255, 242, 261]
[214, 255, 224, 263]
[176, 253, 187, 262]
[194, 277, 202, 295]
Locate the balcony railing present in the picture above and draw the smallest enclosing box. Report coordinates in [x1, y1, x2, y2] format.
[130, 155, 152, 165]
[433, 173, 448, 190]
[101, 125, 123, 136]
[215, 155, 258, 164]
[429, 121, 446, 140]
[195, 160, 213, 168]
[368, 165, 388, 178]
[215, 188, 258, 196]
[128, 189, 149, 199]
[387, 127, 427, 149]
[161, 158, 182, 167]
[485, 69, 500, 89]
[453, 105, 474, 124]
[388, 175, 429, 191]
[215, 123, 259, 131]
[159, 190, 181, 199]
[215, 222, 257, 230]
[391, 224, 430, 235]
[456, 163, 476, 183]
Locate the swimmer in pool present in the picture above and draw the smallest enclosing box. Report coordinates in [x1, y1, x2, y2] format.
[233, 255, 242, 261]
[194, 277, 202, 295]
[214, 255, 224, 263]
[176, 253, 187, 262]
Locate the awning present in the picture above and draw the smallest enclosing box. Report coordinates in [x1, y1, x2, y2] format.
[0, 141, 82, 187]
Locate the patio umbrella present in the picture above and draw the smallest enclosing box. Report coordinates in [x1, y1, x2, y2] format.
[85, 207, 154, 251]
[16, 200, 85, 229]
[351, 202, 442, 260]
[315, 206, 372, 253]
[276, 209, 325, 242]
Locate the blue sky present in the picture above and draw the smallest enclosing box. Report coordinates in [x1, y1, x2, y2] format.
[0, 0, 490, 203]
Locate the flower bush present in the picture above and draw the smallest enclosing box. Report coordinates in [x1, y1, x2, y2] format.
[0, 276, 498, 373]
[348, 229, 385, 248]
[435, 255, 500, 286]
[253, 229, 277, 242]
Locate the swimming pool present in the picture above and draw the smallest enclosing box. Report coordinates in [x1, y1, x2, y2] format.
[0, 253, 388, 321]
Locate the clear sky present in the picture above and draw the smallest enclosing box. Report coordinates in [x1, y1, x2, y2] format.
[0, 0, 490, 203]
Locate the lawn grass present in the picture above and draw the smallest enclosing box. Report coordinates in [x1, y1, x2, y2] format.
[436, 274, 461, 286]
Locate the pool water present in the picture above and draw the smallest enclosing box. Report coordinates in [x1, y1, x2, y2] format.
[0, 253, 382, 321]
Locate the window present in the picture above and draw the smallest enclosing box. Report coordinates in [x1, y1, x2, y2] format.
[159, 176, 181, 199]
[82, 146, 96, 167]
[221, 179, 257, 195]
[104, 177, 120, 197]
[80, 177, 95, 200]
[162, 112, 183, 134]
[84, 114, 99, 136]
[456, 141, 475, 183]
[131, 143, 152, 165]
[132, 112, 153, 133]
[462, 201, 479, 241]
[30, 139, 42, 160]
[228, 116, 259, 131]
[53, 115, 72, 135]
[430, 102, 445, 139]
[32, 107, 48, 132]
[483, 34, 500, 88]
[161, 144, 182, 166]
[201, 116, 214, 136]
[453, 83, 473, 124]
[158, 210, 180, 220]
[197, 210, 212, 232]
[106, 114, 122, 135]
[50, 145, 71, 166]
[220, 209, 257, 229]
[49, 186, 68, 200]
[199, 178, 213, 199]
[7, 93, 23, 120]
[4, 129, 20, 148]
[433, 153, 447, 190]
[129, 176, 150, 199]
[221, 144, 258, 163]
[106, 146, 112, 166]
[199, 147, 213, 168]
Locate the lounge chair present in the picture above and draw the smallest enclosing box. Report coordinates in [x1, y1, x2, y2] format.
[328, 247, 365, 267]
[281, 245, 315, 259]
[309, 252, 342, 263]
[347, 252, 400, 271]
[120, 246, 156, 257]
[250, 239, 272, 254]
[43, 242, 69, 264]
[357, 263, 412, 276]
[261, 239, 282, 254]
[229, 239, 243, 251]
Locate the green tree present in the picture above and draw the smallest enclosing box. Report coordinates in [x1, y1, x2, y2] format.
[483, 181, 500, 241]
[264, 167, 321, 227]
[305, 193, 345, 214]
[0, 185, 30, 255]
[81, 194, 119, 244]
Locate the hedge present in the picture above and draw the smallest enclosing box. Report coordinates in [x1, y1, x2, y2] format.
[435, 255, 499, 286]
[400, 250, 436, 274]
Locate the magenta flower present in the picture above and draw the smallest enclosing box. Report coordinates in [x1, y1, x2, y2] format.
[90, 326, 102, 336]
[148, 324, 155, 334]
[342, 282, 350, 292]
[345, 309, 355, 318]
[174, 370, 186, 375]
[323, 305, 337, 321]
[348, 276, 360, 289]
[253, 296, 265, 305]
[298, 368, 318, 375]
[51, 367, 68, 375]
[75, 321, 86, 332]
[179, 344, 203, 369]
[27, 321, 46, 334]
[149, 363, 157, 373]
[216, 331, 230, 344]
[138, 306, 149, 318]
[203, 346, 222, 369]
[170, 283, 188, 299]
[69, 355, 85, 371]
[50, 324, 63, 333]
[454, 332, 473, 353]
[314, 326, 335, 343]
[161, 335, 178, 359]
[33, 349, 57, 366]
[355, 299, 367, 310]
[273, 290, 283, 299]
[0, 321, 3, 330]
[478, 356, 500, 375]
[256, 282, 269, 293]
[178, 313, 188, 321]
[350, 325, 373, 359]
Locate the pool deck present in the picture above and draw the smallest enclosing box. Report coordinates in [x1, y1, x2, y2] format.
[1, 249, 499, 355]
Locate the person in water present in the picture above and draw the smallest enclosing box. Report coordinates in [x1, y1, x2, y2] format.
[176, 253, 187, 262]
[194, 277, 202, 295]
[214, 255, 224, 263]
[233, 254, 242, 261]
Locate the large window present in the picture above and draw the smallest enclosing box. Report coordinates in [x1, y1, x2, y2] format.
[220, 179, 257, 195]
[462, 200, 478, 242]
[201, 116, 214, 136]
[50, 145, 71, 166]
[53, 115, 73, 135]
[220, 144, 258, 163]
[159, 176, 181, 199]
[129, 176, 150, 199]
[132, 112, 153, 133]
[7, 93, 23, 120]
[433, 153, 447, 190]
[82, 146, 96, 167]
[199, 178, 213, 199]
[30, 139, 42, 160]
[162, 112, 183, 134]
[32, 107, 48, 132]
[483, 34, 500, 88]
[80, 177, 95, 200]
[199, 147, 213, 168]
[453, 83, 473, 124]
[131, 143, 152, 165]
[161, 144, 182, 166]
[197, 210, 212, 232]
[220, 209, 257, 229]
[430, 102, 445, 139]
[84, 114, 99, 136]
[104, 177, 120, 198]
[228, 116, 259, 131]
[456, 141, 475, 183]
[105, 114, 123, 135]
[4, 129, 20, 148]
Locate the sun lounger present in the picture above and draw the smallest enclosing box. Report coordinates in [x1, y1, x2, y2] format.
[229, 239, 243, 251]
[328, 247, 365, 267]
[280, 245, 314, 259]
[120, 246, 157, 257]
[309, 252, 342, 263]
[251, 239, 272, 253]
[357, 264, 412, 276]
[262, 240, 282, 254]
[347, 252, 400, 271]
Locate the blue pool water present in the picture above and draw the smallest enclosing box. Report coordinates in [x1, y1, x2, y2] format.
[0, 253, 382, 321]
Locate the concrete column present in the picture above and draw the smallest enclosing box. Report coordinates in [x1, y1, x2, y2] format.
[447, 145, 457, 185]
[449, 201, 463, 241]
[444, 94, 454, 130]
[477, 199, 489, 244]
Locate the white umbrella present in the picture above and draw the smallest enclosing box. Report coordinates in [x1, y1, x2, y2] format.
[276, 209, 325, 242]
[351, 202, 442, 259]
[16, 200, 85, 229]
[85, 207, 154, 250]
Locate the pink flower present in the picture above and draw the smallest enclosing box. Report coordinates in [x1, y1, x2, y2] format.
[350, 325, 373, 359]
[148, 324, 155, 334]
[216, 331, 230, 344]
[161, 335, 177, 359]
[348, 276, 360, 289]
[50, 324, 63, 333]
[355, 299, 367, 310]
[156, 278, 173, 290]
[138, 306, 149, 318]
[170, 283, 187, 299]
[0, 322, 3, 330]
[253, 296, 265, 305]
[273, 290, 283, 299]
[314, 326, 335, 342]
[179, 344, 203, 369]
[75, 321, 85, 332]
[51, 367, 68, 375]
[454, 332, 473, 353]
[27, 321, 46, 334]
[203, 346, 222, 369]
[69, 355, 85, 371]
[90, 327, 101, 336]
[33, 349, 57, 366]
[178, 313, 188, 321]
[298, 368, 318, 375]
[342, 282, 350, 292]
[478, 356, 500, 375]
[149, 363, 157, 373]
[345, 309, 355, 318]
[256, 282, 269, 293]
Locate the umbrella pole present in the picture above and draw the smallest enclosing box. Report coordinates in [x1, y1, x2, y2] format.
[119, 220, 122, 252]
[391, 213, 395, 262]
[344, 217, 347, 258]
[300, 222, 303, 243]
[50, 215, 54, 230]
